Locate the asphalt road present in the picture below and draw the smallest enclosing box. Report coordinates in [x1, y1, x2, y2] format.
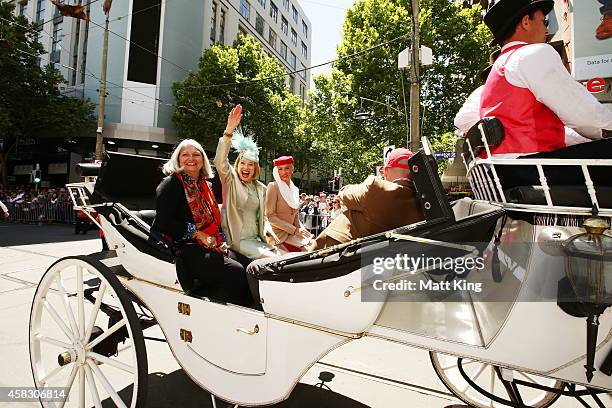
[0, 223, 605, 407]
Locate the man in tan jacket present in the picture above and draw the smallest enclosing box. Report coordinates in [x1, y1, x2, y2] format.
[308, 148, 424, 251]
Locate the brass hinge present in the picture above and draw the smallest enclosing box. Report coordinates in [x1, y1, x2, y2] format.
[180, 329, 193, 343]
[178, 302, 191, 315]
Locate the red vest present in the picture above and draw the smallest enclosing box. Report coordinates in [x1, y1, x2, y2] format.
[480, 44, 565, 155]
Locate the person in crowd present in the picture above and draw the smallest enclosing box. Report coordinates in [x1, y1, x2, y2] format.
[151, 137, 252, 306]
[330, 198, 343, 221]
[303, 196, 320, 235]
[214, 105, 276, 264]
[308, 148, 425, 251]
[0, 200, 9, 219]
[265, 156, 312, 252]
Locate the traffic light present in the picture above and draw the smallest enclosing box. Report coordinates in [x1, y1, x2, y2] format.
[32, 169, 41, 184]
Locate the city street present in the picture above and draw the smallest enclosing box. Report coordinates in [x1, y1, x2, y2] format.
[0, 224, 606, 407]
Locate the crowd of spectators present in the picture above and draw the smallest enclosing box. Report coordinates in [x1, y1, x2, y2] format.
[0, 185, 76, 223]
[298, 191, 343, 236]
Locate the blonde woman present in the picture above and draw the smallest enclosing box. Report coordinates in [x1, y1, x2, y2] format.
[214, 105, 275, 261]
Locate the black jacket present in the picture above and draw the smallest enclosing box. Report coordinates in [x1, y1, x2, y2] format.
[151, 175, 195, 242]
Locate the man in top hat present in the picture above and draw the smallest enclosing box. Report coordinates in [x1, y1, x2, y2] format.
[307, 148, 425, 251]
[480, 0, 612, 159]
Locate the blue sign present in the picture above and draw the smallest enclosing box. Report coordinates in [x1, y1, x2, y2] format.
[434, 152, 456, 159]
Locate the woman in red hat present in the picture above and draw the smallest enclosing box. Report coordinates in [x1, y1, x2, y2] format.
[265, 156, 312, 252]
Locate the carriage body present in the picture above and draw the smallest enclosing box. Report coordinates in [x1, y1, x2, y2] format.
[29, 141, 612, 407]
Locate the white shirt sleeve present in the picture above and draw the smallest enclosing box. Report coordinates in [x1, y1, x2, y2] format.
[454, 86, 483, 134]
[504, 43, 612, 140]
[0, 200, 7, 213]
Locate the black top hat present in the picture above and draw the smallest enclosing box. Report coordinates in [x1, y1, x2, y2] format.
[484, 0, 554, 46]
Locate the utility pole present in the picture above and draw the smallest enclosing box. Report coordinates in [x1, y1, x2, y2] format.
[409, 0, 421, 152]
[95, 7, 111, 160]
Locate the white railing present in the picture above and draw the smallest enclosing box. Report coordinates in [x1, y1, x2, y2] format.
[462, 125, 612, 216]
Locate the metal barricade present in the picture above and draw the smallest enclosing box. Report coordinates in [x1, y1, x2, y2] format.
[1, 200, 75, 224]
[299, 211, 335, 236]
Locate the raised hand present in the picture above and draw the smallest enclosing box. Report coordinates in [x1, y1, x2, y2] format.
[224, 104, 243, 136]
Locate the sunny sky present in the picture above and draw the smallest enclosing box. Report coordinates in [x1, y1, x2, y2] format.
[298, 0, 357, 87]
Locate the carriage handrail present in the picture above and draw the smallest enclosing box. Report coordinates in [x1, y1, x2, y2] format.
[386, 232, 478, 254]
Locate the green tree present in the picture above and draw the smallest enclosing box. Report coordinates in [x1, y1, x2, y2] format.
[0, 3, 95, 184]
[172, 34, 302, 161]
[304, 0, 491, 181]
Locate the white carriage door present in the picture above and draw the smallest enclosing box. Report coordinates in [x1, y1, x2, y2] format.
[188, 301, 267, 375]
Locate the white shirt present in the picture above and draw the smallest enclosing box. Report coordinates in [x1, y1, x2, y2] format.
[454, 85, 592, 147]
[502, 41, 612, 139]
[454, 41, 612, 147]
[0, 200, 8, 214]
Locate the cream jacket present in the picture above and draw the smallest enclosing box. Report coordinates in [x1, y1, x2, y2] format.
[213, 136, 267, 252]
[264, 181, 302, 245]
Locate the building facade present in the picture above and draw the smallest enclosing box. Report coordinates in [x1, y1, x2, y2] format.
[82, 0, 311, 155]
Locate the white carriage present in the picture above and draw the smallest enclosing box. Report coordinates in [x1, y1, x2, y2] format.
[28, 126, 612, 407]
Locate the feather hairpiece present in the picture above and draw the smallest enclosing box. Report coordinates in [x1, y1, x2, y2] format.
[231, 126, 260, 163]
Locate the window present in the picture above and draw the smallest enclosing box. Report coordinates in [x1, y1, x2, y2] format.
[210, 2, 217, 42]
[270, 2, 278, 23]
[281, 16, 288, 35]
[239, 25, 248, 37]
[219, 9, 226, 44]
[288, 75, 295, 93]
[299, 82, 306, 101]
[290, 28, 297, 45]
[52, 16, 63, 53]
[240, 0, 250, 21]
[297, 62, 305, 79]
[127, 0, 162, 84]
[291, 5, 298, 22]
[36, 0, 45, 24]
[280, 41, 287, 60]
[268, 28, 277, 49]
[255, 13, 264, 36]
[283, 0, 289, 11]
[289, 51, 296, 69]
[257, 0, 266, 7]
[301, 41, 307, 58]
[302, 21, 308, 38]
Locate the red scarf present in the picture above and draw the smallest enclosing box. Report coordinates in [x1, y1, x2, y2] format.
[176, 173, 222, 247]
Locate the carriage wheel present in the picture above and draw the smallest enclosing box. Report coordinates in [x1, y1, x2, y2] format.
[430, 351, 564, 408]
[30, 256, 148, 408]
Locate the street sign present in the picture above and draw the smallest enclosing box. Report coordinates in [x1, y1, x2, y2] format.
[434, 151, 456, 159]
[383, 145, 395, 164]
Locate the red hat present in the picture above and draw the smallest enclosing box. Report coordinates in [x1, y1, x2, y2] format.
[383, 148, 413, 171]
[273, 156, 294, 166]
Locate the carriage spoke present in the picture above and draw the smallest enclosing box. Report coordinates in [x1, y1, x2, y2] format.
[37, 334, 72, 350]
[57, 365, 78, 408]
[87, 360, 128, 408]
[43, 299, 76, 341]
[489, 366, 495, 408]
[88, 351, 135, 374]
[442, 359, 477, 371]
[86, 318, 126, 350]
[78, 367, 85, 408]
[40, 364, 67, 385]
[77, 266, 85, 340]
[56, 276, 80, 341]
[517, 370, 541, 385]
[84, 364, 103, 408]
[84, 282, 107, 343]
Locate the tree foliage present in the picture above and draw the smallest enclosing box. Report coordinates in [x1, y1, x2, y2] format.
[172, 34, 303, 163]
[0, 3, 95, 184]
[304, 0, 491, 183]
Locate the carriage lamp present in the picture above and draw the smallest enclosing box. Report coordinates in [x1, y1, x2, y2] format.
[562, 216, 612, 382]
